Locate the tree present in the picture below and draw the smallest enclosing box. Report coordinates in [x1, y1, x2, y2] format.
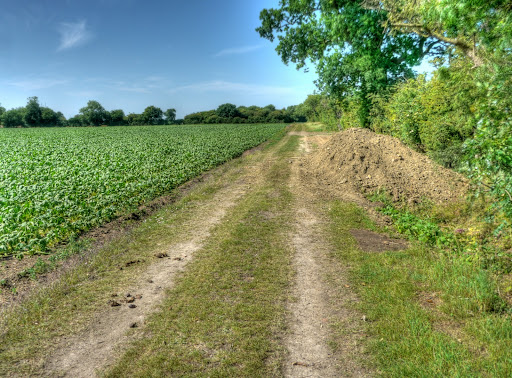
[142, 106, 164, 125]
[109, 109, 126, 126]
[40, 107, 61, 127]
[24, 96, 42, 126]
[127, 113, 143, 125]
[2, 108, 25, 127]
[258, 1, 420, 126]
[371, 0, 512, 68]
[67, 115, 85, 127]
[216, 103, 239, 119]
[0, 105, 5, 121]
[79, 100, 108, 126]
[257, 0, 512, 126]
[164, 108, 176, 124]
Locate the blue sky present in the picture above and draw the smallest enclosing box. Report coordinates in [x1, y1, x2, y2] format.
[0, 0, 318, 118]
[0, 1, 434, 119]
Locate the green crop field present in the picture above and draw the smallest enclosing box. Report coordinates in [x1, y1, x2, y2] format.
[0, 124, 285, 257]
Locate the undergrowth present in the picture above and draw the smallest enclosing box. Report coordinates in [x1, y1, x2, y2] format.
[327, 200, 512, 376]
[369, 189, 512, 275]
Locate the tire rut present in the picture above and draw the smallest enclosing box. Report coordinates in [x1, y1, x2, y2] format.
[284, 133, 368, 377]
[44, 147, 277, 377]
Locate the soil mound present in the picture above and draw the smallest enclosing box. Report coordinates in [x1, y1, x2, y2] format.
[306, 128, 468, 204]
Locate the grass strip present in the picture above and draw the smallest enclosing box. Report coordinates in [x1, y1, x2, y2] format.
[104, 135, 299, 377]
[326, 201, 512, 376]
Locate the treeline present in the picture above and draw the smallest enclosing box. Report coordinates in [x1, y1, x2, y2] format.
[0, 99, 307, 128]
[0, 98, 181, 127]
[183, 103, 306, 124]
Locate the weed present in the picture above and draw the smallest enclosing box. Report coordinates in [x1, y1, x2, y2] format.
[327, 200, 512, 376]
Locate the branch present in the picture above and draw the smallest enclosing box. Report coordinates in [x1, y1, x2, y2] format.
[422, 40, 442, 57]
[391, 23, 485, 67]
[390, 22, 424, 29]
[480, 182, 512, 202]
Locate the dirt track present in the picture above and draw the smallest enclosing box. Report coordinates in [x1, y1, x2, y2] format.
[4, 127, 464, 376]
[34, 130, 367, 376]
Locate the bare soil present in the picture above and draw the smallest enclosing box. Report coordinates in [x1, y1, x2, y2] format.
[284, 135, 370, 377]
[350, 229, 408, 253]
[306, 128, 468, 205]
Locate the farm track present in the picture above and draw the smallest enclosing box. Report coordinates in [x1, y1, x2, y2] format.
[285, 135, 371, 377]
[2, 130, 368, 377]
[44, 137, 282, 376]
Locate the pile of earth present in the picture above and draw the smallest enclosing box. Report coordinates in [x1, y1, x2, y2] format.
[306, 128, 468, 205]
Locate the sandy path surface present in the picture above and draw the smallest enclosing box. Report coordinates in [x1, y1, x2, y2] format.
[43, 132, 369, 377]
[45, 149, 275, 377]
[284, 133, 369, 377]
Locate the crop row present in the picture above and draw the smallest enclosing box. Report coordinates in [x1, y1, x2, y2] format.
[0, 124, 284, 256]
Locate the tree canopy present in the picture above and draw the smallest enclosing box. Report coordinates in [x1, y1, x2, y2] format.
[79, 100, 109, 126]
[257, 0, 512, 125]
[142, 106, 164, 125]
[165, 108, 176, 123]
[24, 97, 42, 127]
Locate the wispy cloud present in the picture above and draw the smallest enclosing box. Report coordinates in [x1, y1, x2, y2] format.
[214, 45, 263, 57]
[57, 20, 92, 51]
[103, 76, 171, 93]
[65, 90, 102, 98]
[169, 80, 296, 97]
[8, 78, 68, 91]
[105, 80, 151, 94]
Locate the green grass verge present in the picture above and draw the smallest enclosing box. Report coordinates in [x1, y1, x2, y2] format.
[105, 135, 299, 377]
[326, 201, 512, 377]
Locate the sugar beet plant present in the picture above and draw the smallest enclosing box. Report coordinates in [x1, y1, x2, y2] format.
[0, 124, 284, 256]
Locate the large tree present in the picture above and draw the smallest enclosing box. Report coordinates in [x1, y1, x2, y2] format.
[40, 107, 63, 127]
[164, 108, 176, 124]
[257, 0, 512, 126]
[216, 103, 239, 119]
[2, 108, 25, 128]
[24, 96, 42, 126]
[109, 109, 126, 126]
[142, 106, 164, 125]
[79, 100, 108, 126]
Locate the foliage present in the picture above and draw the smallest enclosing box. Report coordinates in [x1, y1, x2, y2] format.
[164, 108, 176, 124]
[294, 94, 342, 130]
[40, 107, 65, 127]
[216, 103, 239, 118]
[0, 124, 285, 256]
[378, 0, 512, 67]
[257, 0, 435, 126]
[464, 64, 512, 223]
[67, 115, 85, 127]
[1, 100, 66, 128]
[257, 0, 512, 127]
[365, 61, 478, 168]
[79, 100, 109, 126]
[1, 108, 25, 128]
[109, 109, 125, 126]
[23, 97, 42, 127]
[141, 105, 164, 125]
[184, 104, 303, 125]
